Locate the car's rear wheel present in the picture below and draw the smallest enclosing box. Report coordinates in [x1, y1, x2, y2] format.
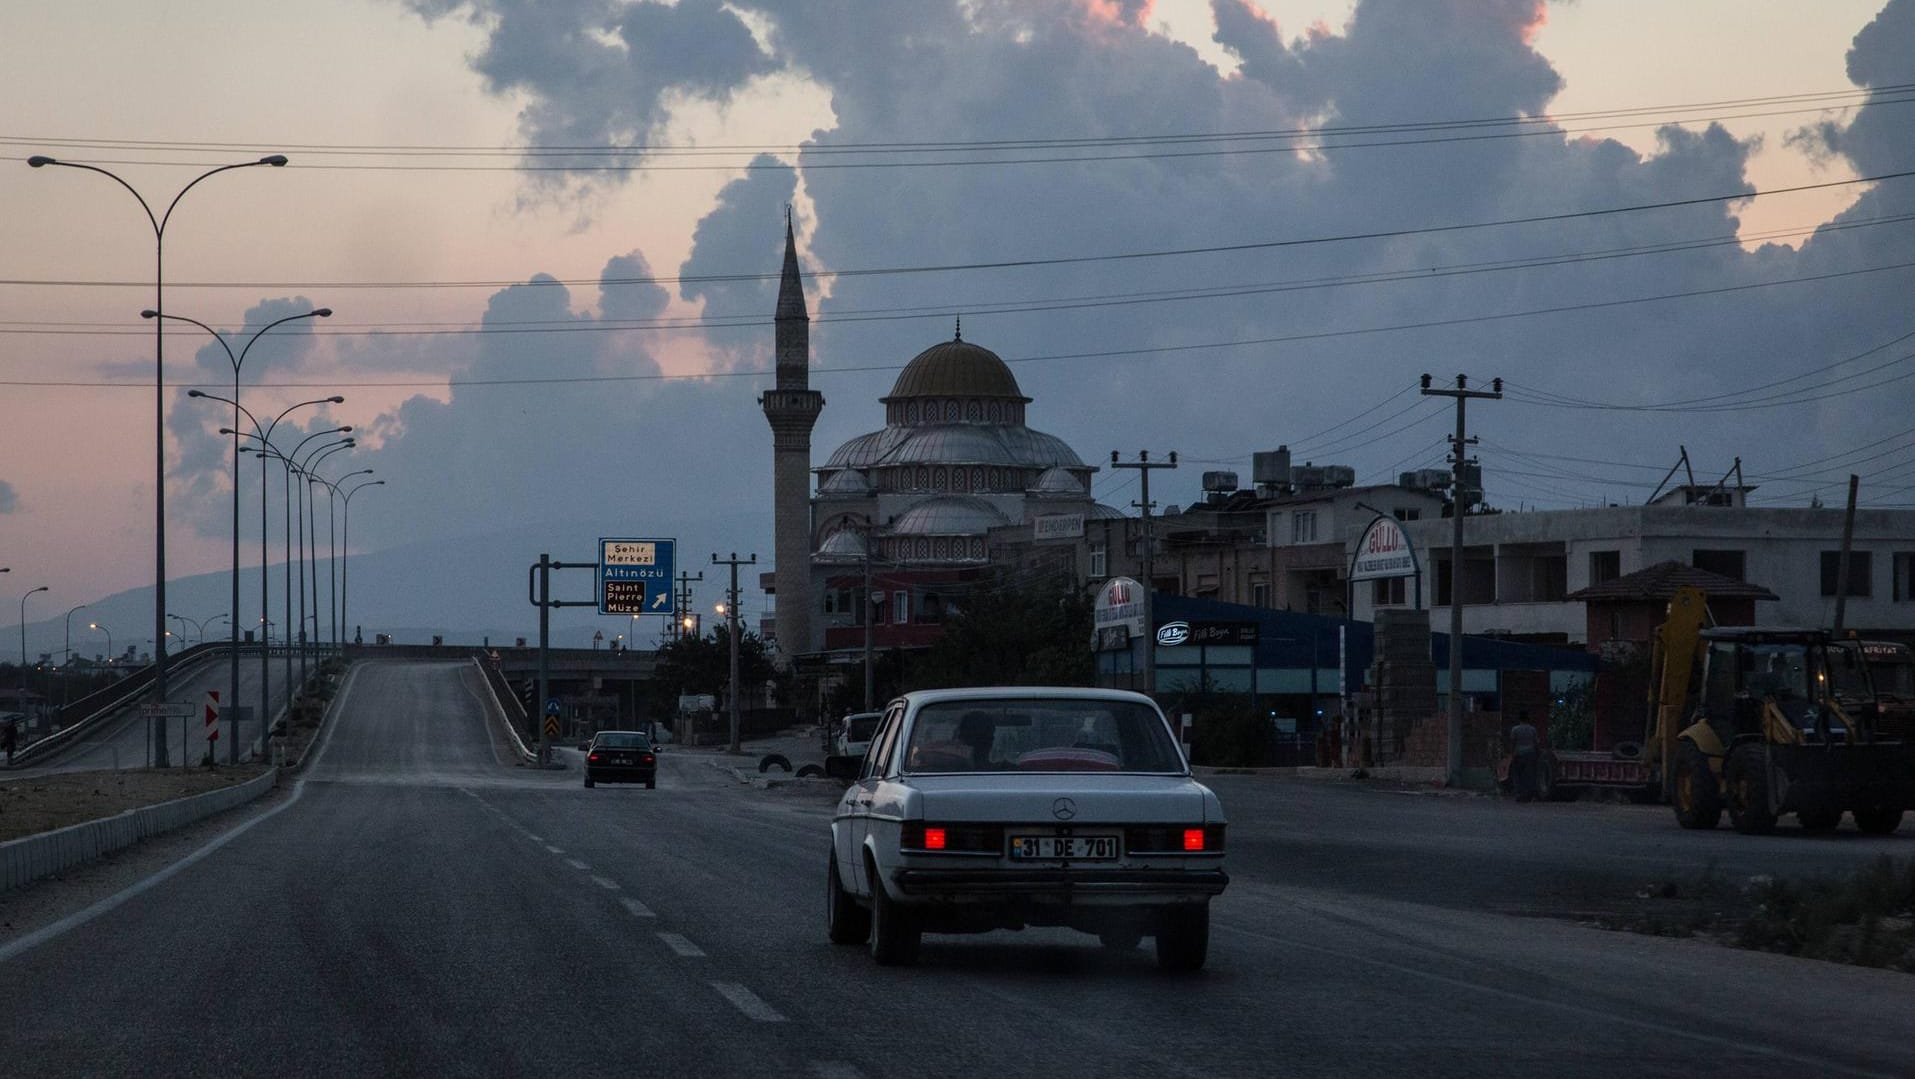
[583, 775, 595, 789]
[826, 852, 870, 945]
[867, 861, 920, 966]
[1155, 905, 1209, 973]
[645, 776, 656, 790]
[1854, 804, 1905, 835]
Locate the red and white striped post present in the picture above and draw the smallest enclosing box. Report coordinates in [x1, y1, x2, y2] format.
[204, 690, 220, 760]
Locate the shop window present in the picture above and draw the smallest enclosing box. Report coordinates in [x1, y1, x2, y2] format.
[1821, 551, 1873, 597]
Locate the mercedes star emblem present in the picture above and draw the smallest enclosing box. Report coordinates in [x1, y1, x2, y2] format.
[1052, 797, 1077, 821]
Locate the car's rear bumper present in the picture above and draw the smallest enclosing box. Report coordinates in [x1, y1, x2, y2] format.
[892, 866, 1228, 903]
[587, 766, 656, 783]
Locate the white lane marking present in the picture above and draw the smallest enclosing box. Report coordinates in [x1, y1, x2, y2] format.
[565, 858, 590, 871]
[545, 845, 564, 855]
[0, 661, 366, 967]
[525, 834, 542, 843]
[809, 1064, 867, 1079]
[619, 897, 655, 918]
[658, 932, 707, 958]
[710, 980, 784, 1022]
[590, 875, 620, 891]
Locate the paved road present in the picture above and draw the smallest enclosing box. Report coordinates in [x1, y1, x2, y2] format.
[7, 650, 294, 778]
[2, 659, 1911, 1077]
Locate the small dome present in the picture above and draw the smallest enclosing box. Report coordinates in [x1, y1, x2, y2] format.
[883, 336, 1029, 403]
[816, 529, 867, 559]
[1031, 467, 1084, 495]
[818, 469, 872, 495]
[823, 429, 891, 469]
[1089, 502, 1127, 520]
[889, 495, 1009, 536]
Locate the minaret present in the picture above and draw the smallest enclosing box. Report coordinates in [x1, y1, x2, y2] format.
[761, 211, 825, 660]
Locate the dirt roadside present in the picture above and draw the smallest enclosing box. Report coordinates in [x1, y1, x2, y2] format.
[0, 766, 274, 844]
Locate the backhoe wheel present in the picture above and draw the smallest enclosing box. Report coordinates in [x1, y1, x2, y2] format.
[1672, 741, 1722, 830]
[1725, 744, 1778, 836]
[1854, 805, 1905, 836]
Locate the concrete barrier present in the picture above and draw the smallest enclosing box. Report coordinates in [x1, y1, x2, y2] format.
[1, 768, 278, 894]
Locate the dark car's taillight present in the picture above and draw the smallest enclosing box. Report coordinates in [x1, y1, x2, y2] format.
[642, 753, 655, 765]
[1125, 824, 1225, 853]
[900, 822, 1003, 854]
[587, 752, 601, 762]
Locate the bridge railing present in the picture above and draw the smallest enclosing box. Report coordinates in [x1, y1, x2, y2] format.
[15, 642, 232, 766]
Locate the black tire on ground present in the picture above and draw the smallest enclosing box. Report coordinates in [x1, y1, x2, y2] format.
[760, 753, 792, 773]
[645, 776, 656, 790]
[583, 776, 594, 788]
[1797, 805, 1843, 832]
[1154, 905, 1209, 973]
[796, 764, 825, 779]
[1671, 741, 1722, 830]
[868, 860, 920, 966]
[1726, 744, 1778, 836]
[1098, 929, 1142, 952]
[826, 852, 871, 946]
[1854, 805, 1905, 835]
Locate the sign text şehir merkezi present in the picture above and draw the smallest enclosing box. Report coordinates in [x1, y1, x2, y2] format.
[599, 537, 676, 616]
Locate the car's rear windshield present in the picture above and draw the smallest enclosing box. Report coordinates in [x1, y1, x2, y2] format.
[594, 733, 648, 749]
[847, 715, 880, 741]
[902, 699, 1184, 774]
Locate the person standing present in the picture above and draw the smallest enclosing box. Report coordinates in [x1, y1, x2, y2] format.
[1509, 709, 1541, 802]
[2, 717, 17, 765]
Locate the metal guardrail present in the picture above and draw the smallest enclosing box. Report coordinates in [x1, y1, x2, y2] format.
[11, 643, 233, 767]
[472, 656, 537, 763]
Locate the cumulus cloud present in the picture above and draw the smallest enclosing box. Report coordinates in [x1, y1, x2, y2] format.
[362, 0, 1915, 567]
[0, 479, 17, 513]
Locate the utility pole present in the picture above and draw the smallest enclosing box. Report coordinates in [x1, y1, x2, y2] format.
[1833, 474, 1860, 633]
[673, 570, 704, 641]
[1420, 373, 1501, 789]
[1110, 450, 1177, 697]
[712, 552, 757, 752]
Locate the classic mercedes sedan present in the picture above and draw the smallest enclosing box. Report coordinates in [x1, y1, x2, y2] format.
[826, 687, 1228, 970]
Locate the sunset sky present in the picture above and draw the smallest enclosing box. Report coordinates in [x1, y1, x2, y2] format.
[2, 0, 1910, 650]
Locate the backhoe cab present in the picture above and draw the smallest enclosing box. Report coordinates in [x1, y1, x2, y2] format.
[1669, 627, 1912, 835]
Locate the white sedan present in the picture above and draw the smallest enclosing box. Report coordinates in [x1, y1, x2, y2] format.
[826, 687, 1228, 970]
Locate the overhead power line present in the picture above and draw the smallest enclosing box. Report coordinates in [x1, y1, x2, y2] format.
[5, 169, 1911, 295]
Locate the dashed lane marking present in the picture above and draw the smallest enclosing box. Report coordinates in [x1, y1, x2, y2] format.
[545, 845, 564, 855]
[565, 858, 590, 871]
[659, 932, 707, 958]
[710, 980, 784, 1022]
[591, 875, 620, 891]
[619, 897, 655, 918]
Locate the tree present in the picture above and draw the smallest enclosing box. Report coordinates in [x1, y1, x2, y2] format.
[907, 571, 1093, 690]
[647, 625, 776, 715]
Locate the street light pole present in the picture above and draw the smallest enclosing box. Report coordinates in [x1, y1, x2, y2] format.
[29, 151, 289, 769]
[62, 603, 88, 711]
[20, 586, 48, 715]
[712, 552, 757, 753]
[174, 310, 331, 764]
[339, 477, 384, 646]
[89, 622, 112, 665]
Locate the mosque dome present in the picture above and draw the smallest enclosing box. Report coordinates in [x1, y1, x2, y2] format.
[883, 333, 1029, 404]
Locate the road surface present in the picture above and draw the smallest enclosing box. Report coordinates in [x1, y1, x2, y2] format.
[1, 659, 1910, 1077]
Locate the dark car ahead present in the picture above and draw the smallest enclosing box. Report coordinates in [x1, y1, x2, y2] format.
[584, 731, 657, 789]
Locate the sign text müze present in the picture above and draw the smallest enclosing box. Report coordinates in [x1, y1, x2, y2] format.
[599, 537, 676, 615]
[1350, 515, 1418, 582]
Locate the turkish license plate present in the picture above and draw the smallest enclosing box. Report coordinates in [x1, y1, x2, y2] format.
[1009, 835, 1119, 861]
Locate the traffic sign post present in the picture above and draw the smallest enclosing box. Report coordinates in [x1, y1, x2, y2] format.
[203, 690, 219, 765]
[599, 538, 675, 617]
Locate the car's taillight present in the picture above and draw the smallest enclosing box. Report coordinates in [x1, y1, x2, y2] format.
[901, 822, 1001, 853]
[587, 753, 601, 762]
[643, 754, 655, 764]
[1183, 828, 1205, 852]
[1125, 823, 1225, 853]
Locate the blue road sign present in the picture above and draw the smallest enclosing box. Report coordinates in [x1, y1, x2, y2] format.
[545, 698, 562, 716]
[599, 537, 676, 616]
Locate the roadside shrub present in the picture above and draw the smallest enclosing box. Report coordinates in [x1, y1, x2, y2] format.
[1183, 696, 1273, 768]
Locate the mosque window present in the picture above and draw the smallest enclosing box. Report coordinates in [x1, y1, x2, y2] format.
[907, 401, 919, 424]
[945, 400, 960, 421]
[967, 400, 982, 421]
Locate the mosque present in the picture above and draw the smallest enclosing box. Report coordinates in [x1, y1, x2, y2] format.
[761, 222, 1118, 662]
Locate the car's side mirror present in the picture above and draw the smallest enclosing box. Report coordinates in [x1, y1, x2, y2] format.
[824, 754, 860, 781]
[652, 744, 663, 754]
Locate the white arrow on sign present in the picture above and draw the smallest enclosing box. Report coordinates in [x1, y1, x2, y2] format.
[650, 592, 669, 610]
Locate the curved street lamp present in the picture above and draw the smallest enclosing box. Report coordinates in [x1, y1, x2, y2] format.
[175, 310, 332, 763]
[304, 441, 356, 655]
[28, 152, 289, 768]
[19, 585, 48, 707]
[62, 603, 88, 710]
[88, 622, 113, 665]
[337, 474, 382, 647]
